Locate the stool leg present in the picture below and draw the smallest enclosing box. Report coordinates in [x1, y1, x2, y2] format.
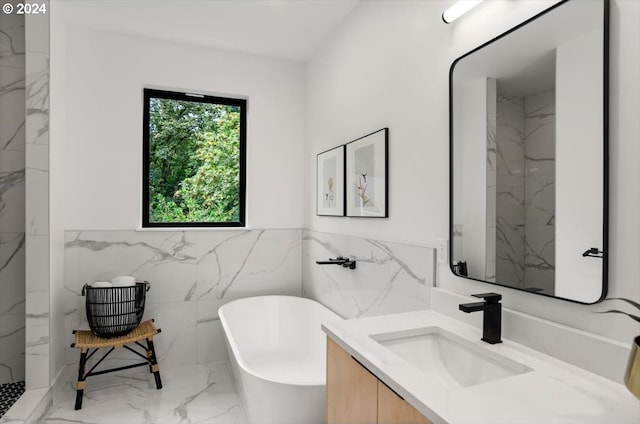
[146, 348, 153, 373]
[75, 349, 88, 410]
[146, 338, 162, 389]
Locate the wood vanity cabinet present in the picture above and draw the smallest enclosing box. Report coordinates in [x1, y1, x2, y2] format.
[326, 336, 378, 423]
[326, 337, 432, 424]
[377, 382, 432, 424]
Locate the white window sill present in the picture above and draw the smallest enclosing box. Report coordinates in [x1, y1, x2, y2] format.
[136, 226, 252, 232]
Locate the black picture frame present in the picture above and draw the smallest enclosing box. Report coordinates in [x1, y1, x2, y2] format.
[316, 145, 346, 216]
[345, 128, 389, 218]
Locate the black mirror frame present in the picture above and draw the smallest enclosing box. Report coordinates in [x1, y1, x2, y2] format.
[448, 0, 609, 305]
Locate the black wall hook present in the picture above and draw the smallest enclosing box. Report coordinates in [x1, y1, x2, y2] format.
[315, 256, 357, 270]
[582, 247, 604, 258]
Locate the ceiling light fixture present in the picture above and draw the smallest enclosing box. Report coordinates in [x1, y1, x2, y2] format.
[442, 0, 483, 24]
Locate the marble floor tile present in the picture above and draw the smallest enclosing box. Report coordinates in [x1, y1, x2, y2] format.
[39, 362, 247, 424]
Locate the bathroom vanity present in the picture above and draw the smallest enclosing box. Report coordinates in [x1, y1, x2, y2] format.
[327, 336, 430, 424]
[323, 310, 639, 424]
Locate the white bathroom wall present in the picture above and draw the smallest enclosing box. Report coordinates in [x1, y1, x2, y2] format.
[304, 0, 640, 380]
[49, 14, 307, 370]
[302, 0, 454, 320]
[455, 77, 488, 278]
[305, 0, 452, 246]
[52, 21, 306, 231]
[555, 28, 603, 302]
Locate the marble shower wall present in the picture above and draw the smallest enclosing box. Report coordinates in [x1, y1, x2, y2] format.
[302, 230, 434, 318]
[495, 90, 555, 293]
[523, 90, 555, 293]
[0, 9, 25, 385]
[24, 7, 50, 390]
[495, 95, 526, 287]
[63, 229, 301, 368]
[485, 78, 497, 282]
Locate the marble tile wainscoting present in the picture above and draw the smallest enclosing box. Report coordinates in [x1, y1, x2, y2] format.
[302, 230, 435, 318]
[63, 229, 301, 370]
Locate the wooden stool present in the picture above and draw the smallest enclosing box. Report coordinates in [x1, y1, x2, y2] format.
[70, 319, 162, 410]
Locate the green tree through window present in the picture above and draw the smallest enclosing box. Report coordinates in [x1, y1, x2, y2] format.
[143, 89, 246, 227]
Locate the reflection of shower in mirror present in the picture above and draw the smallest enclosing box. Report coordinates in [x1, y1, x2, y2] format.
[449, 0, 608, 304]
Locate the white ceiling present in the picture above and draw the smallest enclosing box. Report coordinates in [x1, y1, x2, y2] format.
[55, 0, 360, 62]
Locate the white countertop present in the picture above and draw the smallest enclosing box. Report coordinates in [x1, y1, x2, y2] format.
[322, 310, 640, 424]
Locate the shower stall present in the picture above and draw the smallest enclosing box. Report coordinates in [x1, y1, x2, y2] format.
[0, 7, 26, 417]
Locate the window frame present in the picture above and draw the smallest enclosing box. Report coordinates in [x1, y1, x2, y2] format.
[142, 88, 247, 228]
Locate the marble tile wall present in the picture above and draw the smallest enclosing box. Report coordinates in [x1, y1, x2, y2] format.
[495, 94, 526, 288]
[523, 89, 555, 293]
[63, 229, 301, 369]
[494, 90, 555, 293]
[0, 9, 25, 385]
[485, 78, 497, 282]
[302, 230, 434, 318]
[24, 7, 50, 390]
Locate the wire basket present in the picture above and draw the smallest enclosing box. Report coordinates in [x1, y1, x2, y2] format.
[82, 282, 150, 338]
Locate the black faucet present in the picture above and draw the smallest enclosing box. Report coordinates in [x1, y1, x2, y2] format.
[459, 293, 502, 344]
[315, 256, 357, 270]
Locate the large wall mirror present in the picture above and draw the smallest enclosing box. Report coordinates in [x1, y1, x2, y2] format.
[449, 0, 608, 304]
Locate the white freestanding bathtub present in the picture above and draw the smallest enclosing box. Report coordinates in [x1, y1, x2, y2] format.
[218, 295, 343, 424]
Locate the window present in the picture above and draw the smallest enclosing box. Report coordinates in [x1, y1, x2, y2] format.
[142, 89, 246, 227]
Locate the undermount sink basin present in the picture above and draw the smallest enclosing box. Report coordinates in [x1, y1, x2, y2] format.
[371, 326, 531, 389]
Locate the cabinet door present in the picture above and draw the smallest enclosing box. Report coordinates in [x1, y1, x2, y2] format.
[378, 382, 432, 424]
[326, 337, 378, 424]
